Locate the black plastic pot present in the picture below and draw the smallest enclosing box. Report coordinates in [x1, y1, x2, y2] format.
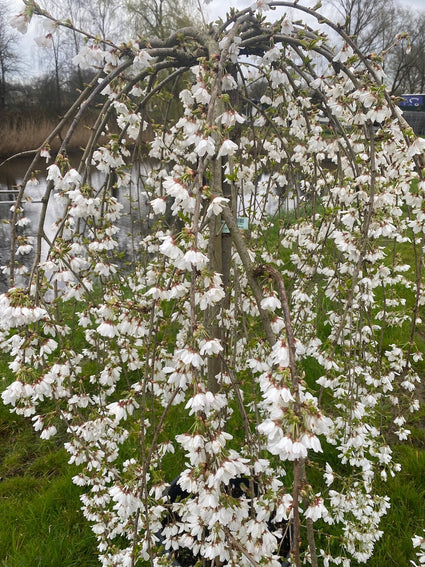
[159, 475, 292, 566]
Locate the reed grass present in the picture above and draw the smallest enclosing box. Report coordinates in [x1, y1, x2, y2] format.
[0, 108, 97, 159]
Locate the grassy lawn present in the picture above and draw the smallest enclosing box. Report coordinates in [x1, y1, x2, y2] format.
[0, 370, 97, 567]
[368, 445, 425, 566]
[1, 353, 424, 566]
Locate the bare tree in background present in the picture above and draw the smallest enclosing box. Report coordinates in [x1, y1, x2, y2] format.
[29, 0, 200, 111]
[387, 8, 425, 94]
[35, 0, 126, 107]
[324, 0, 425, 94]
[0, 3, 22, 108]
[124, 0, 201, 39]
[325, 0, 395, 51]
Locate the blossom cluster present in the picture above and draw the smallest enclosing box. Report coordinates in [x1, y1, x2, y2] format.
[2, 2, 425, 566]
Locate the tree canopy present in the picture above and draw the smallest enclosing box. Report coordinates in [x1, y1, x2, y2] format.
[2, 1, 425, 566]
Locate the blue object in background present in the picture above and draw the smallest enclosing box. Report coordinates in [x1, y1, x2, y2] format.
[399, 94, 425, 108]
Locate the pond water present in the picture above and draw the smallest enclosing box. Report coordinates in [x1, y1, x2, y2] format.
[0, 155, 150, 292]
[0, 154, 290, 293]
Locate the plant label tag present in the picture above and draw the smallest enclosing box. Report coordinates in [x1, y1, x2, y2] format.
[222, 216, 249, 233]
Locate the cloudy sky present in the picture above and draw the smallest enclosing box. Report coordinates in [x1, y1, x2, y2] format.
[204, 0, 425, 20]
[8, 0, 425, 32]
[403, 0, 425, 7]
[8, 0, 425, 17]
[6, 0, 425, 77]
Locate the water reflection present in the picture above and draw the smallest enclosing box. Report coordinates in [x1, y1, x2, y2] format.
[0, 156, 150, 292]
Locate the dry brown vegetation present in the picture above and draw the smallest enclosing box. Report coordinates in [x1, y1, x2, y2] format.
[0, 108, 99, 158]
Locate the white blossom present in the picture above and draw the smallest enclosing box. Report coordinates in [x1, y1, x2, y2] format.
[159, 235, 182, 260]
[305, 496, 328, 522]
[132, 50, 154, 72]
[206, 196, 229, 217]
[34, 34, 53, 47]
[97, 321, 118, 337]
[221, 73, 237, 91]
[150, 197, 167, 215]
[217, 139, 238, 159]
[10, 13, 28, 34]
[191, 84, 211, 104]
[176, 348, 203, 368]
[40, 425, 57, 439]
[260, 295, 281, 312]
[216, 110, 245, 127]
[199, 339, 223, 356]
[270, 340, 290, 367]
[177, 249, 209, 270]
[250, 0, 272, 11]
[194, 136, 216, 157]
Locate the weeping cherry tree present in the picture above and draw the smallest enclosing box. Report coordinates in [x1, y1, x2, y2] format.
[3, 0, 425, 566]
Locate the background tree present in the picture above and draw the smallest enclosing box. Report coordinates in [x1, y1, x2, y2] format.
[124, 0, 201, 39]
[33, 0, 121, 110]
[387, 8, 425, 94]
[29, 0, 201, 111]
[325, 0, 396, 53]
[324, 0, 425, 94]
[0, 3, 22, 108]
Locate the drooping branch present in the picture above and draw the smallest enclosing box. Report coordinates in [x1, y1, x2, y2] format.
[2, 3, 425, 567]
[253, 264, 305, 566]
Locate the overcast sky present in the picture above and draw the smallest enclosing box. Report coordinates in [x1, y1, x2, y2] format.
[403, 0, 425, 8]
[8, 0, 425, 18]
[7, 0, 425, 78]
[204, 0, 425, 20]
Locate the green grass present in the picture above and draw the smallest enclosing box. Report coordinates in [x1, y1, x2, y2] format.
[0, 368, 424, 566]
[1, 328, 424, 566]
[0, 474, 98, 567]
[0, 392, 98, 567]
[366, 445, 425, 566]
